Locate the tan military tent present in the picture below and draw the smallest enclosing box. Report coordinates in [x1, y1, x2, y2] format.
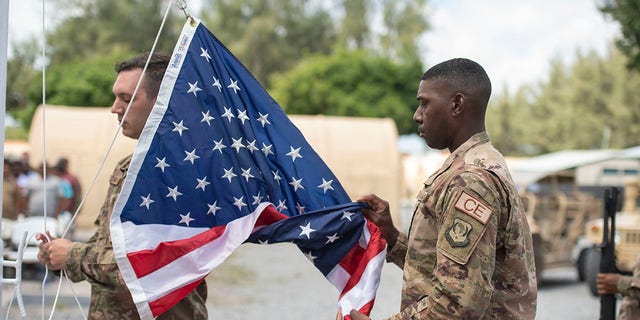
[27, 105, 403, 231]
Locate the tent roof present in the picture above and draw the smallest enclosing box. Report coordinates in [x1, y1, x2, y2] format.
[508, 148, 637, 188]
[616, 146, 640, 160]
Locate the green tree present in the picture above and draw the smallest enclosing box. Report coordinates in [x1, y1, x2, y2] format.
[20, 52, 125, 128]
[6, 37, 39, 113]
[488, 46, 640, 155]
[339, 0, 371, 50]
[599, 0, 640, 72]
[199, 0, 337, 86]
[269, 50, 422, 135]
[47, 0, 182, 65]
[379, 0, 430, 63]
[486, 85, 533, 155]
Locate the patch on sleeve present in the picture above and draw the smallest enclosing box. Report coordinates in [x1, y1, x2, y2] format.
[437, 209, 487, 265]
[445, 218, 473, 247]
[454, 191, 493, 224]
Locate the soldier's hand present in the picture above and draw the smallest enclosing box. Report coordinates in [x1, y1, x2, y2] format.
[597, 273, 622, 295]
[349, 309, 371, 320]
[36, 231, 55, 267]
[357, 194, 399, 246]
[40, 238, 74, 271]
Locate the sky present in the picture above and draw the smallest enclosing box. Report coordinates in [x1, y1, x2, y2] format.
[6, 0, 621, 96]
[422, 0, 620, 94]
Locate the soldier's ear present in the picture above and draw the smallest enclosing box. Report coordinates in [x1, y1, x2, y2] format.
[451, 93, 464, 117]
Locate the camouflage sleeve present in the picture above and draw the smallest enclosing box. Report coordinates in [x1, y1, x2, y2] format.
[385, 232, 408, 268]
[618, 258, 640, 300]
[64, 234, 127, 290]
[400, 172, 501, 319]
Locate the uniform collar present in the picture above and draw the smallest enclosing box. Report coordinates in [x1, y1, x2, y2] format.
[436, 132, 490, 175]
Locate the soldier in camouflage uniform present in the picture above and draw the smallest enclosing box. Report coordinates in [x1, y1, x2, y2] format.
[37, 53, 208, 319]
[598, 254, 640, 319]
[350, 58, 537, 319]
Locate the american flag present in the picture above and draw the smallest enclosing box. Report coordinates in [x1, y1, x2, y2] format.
[110, 18, 387, 319]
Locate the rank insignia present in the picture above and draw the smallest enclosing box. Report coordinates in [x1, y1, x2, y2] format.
[445, 218, 473, 247]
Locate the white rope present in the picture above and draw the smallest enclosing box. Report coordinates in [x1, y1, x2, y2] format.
[63, 269, 87, 319]
[39, 1, 49, 319]
[45, 270, 62, 320]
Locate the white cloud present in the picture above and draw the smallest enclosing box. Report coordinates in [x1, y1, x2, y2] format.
[422, 0, 620, 95]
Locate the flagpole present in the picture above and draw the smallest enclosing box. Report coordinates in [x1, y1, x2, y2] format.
[0, 0, 10, 311]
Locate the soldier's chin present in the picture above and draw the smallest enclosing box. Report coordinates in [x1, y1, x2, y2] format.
[121, 127, 134, 139]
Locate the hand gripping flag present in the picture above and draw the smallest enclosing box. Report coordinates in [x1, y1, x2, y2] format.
[110, 18, 387, 319]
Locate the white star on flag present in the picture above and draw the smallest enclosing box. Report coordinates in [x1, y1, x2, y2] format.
[276, 200, 288, 211]
[261, 143, 274, 156]
[272, 170, 282, 184]
[172, 120, 189, 136]
[326, 233, 341, 244]
[318, 178, 334, 193]
[257, 113, 271, 127]
[212, 138, 226, 154]
[231, 138, 246, 153]
[304, 251, 317, 262]
[155, 157, 170, 173]
[227, 78, 241, 94]
[237, 109, 250, 124]
[286, 146, 303, 162]
[166, 186, 183, 201]
[140, 194, 154, 209]
[195, 177, 211, 191]
[221, 107, 235, 122]
[221, 168, 237, 183]
[241, 167, 255, 182]
[179, 212, 195, 226]
[184, 149, 200, 164]
[296, 202, 305, 214]
[207, 202, 221, 215]
[200, 48, 212, 62]
[342, 211, 356, 221]
[201, 110, 215, 125]
[187, 81, 203, 96]
[246, 140, 259, 153]
[252, 192, 263, 205]
[212, 76, 222, 91]
[299, 222, 315, 239]
[233, 196, 247, 211]
[289, 177, 304, 191]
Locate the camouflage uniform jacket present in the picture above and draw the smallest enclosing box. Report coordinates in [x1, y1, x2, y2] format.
[385, 132, 537, 319]
[65, 155, 208, 319]
[617, 255, 640, 319]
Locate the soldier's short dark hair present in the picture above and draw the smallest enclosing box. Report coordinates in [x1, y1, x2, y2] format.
[115, 52, 171, 98]
[422, 58, 492, 106]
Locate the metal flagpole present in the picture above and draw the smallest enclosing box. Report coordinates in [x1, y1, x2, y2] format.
[0, 0, 10, 313]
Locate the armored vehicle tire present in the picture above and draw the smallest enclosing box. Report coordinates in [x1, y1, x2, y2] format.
[576, 249, 587, 282]
[533, 235, 544, 287]
[584, 247, 600, 296]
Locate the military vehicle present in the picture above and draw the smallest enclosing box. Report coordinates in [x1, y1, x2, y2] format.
[578, 177, 640, 296]
[518, 171, 602, 286]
